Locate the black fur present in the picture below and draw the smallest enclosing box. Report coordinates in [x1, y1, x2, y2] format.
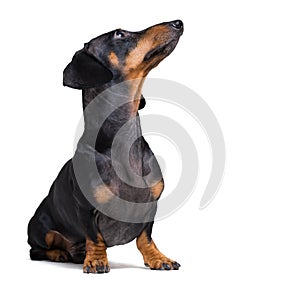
[63, 49, 113, 89]
[28, 20, 183, 264]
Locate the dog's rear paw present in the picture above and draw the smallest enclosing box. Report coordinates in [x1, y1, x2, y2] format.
[83, 259, 110, 274]
[46, 250, 70, 262]
[145, 258, 181, 270]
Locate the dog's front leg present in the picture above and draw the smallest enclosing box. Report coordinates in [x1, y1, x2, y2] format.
[136, 230, 180, 270]
[83, 233, 110, 273]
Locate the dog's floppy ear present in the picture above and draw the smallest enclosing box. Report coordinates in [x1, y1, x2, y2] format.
[138, 94, 146, 110]
[63, 49, 113, 89]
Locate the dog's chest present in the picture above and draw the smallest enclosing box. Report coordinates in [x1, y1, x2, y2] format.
[94, 210, 154, 247]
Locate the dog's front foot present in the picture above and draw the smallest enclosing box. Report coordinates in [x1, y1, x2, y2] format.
[137, 230, 181, 271]
[83, 258, 110, 274]
[83, 234, 110, 274]
[145, 259, 181, 270]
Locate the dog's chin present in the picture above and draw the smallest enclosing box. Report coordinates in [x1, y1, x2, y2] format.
[143, 39, 179, 62]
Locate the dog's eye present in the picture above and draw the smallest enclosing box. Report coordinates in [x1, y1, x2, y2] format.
[114, 29, 125, 39]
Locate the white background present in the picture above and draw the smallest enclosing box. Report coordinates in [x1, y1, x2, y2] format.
[1, 0, 300, 299]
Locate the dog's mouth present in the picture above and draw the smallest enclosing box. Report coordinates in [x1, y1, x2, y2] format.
[144, 39, 179, 62]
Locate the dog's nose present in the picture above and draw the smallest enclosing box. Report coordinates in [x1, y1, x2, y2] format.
[170, 20, 183, 30]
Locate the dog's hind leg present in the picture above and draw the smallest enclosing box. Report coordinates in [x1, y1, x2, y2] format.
[30, 248, 70, 262]
[29, 230, 72, 262]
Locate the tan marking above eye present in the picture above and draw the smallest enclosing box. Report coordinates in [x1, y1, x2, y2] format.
[109, 52, 119, 67]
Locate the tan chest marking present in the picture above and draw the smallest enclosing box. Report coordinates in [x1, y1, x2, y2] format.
[150, 180, 164, 200]
[93, 185, 115, 204]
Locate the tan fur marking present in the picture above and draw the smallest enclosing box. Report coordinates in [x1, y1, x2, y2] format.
[45, 231, 55, 248]
[93, 185, 114, 204]
[126, 77, 145, 115]
[124, 25, 173, 80]
[83, 233, 110, 273]
[45, 230, 71, 250]
[150, 180, 164, 200]
[109, 51, 119, 67]
[44, 231, 71, 262]
[136, 230, 177, 269]
[46, 249, 69, 262]
[121, 24, 177, 114]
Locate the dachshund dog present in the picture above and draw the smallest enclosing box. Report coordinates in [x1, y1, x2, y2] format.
[28, 20, 183, 273]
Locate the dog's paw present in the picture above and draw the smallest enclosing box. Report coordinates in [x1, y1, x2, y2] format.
[46, 250, 70, 262]
[145, 258, 181, 270]
[83, 259, 110, 274]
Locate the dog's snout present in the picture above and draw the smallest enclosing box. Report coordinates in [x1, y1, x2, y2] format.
[170, 20, 183, 30]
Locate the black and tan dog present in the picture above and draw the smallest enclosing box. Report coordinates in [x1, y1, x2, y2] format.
[28, 20, 183, 273]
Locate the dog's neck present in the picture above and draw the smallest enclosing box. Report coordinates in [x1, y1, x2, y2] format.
[80, 79, 144, 153]
[82, 78, 144, 111]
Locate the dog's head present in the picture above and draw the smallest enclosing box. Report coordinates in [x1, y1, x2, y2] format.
[63, 20, 183, 90]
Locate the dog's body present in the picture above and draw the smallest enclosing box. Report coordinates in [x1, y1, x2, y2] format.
[28, 20, 183, 273]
